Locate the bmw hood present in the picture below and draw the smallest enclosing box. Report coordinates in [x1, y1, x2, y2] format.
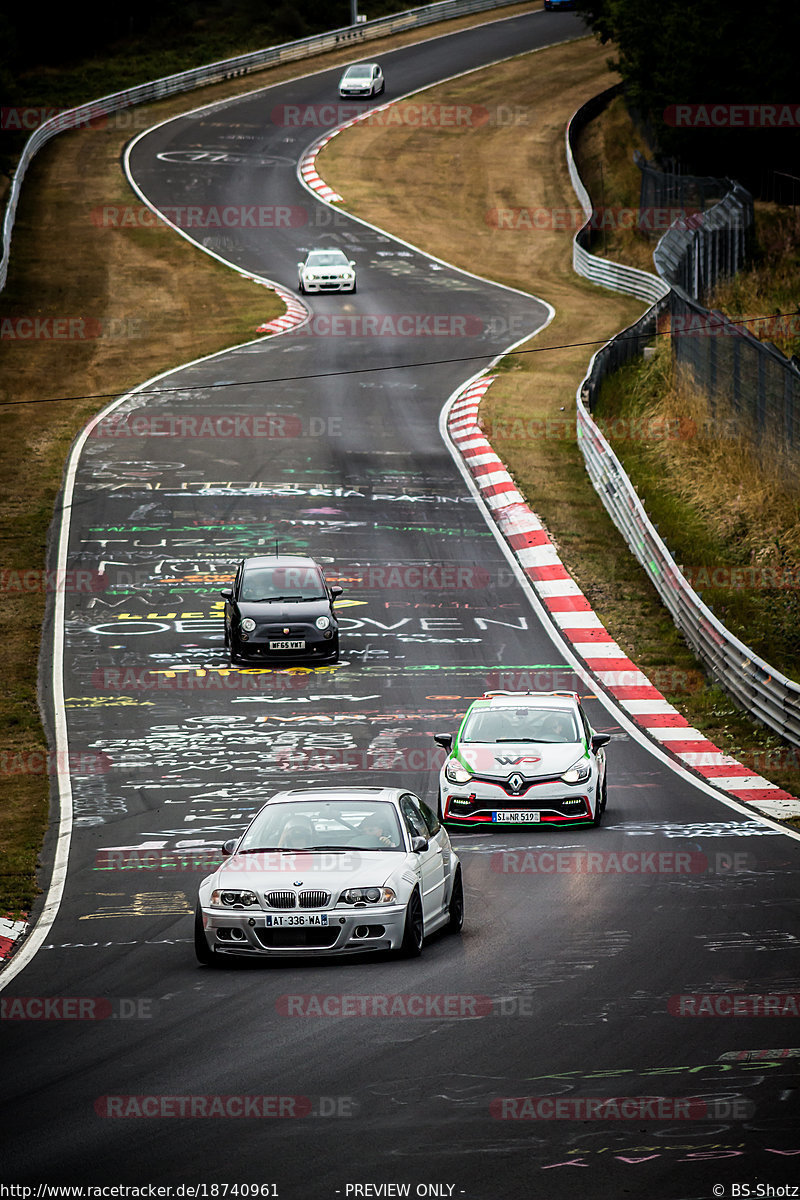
[207, 850, 409, 894]
[457, 741, 586, 779]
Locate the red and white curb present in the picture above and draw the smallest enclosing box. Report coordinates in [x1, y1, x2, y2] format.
[298, 100, 396, 205]
[299, 137, 345, 203]
[255, 283, 309, 335]
[0, 916, 28, 962]
[448, 374, 800, 822]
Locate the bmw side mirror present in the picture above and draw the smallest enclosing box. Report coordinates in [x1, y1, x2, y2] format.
[411, 836, 429, 854]
[220, 589, 233, 601]
[221, 839, 238, 856]
[349, 260, 356, 267]
[433, 733, 453, 752]
[591, 733, 611, 750]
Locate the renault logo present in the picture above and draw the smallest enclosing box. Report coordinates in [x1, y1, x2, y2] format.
[508, 773, 525, 794]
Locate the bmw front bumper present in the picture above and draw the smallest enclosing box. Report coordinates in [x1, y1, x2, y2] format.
[199, 903, 407, 957]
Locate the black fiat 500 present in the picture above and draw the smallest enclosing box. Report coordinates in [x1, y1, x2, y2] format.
[221, 556, 342, 664]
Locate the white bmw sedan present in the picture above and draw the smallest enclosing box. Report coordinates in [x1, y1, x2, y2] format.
[297, 248, 356, 293]
[195, 787, 463, 963]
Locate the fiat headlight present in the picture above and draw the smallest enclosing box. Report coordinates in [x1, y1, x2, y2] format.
[445, 758, 472, 785]
[560, 758, 592, 785]
[316, 615, 330, 630]
[241, 617, 256, 632]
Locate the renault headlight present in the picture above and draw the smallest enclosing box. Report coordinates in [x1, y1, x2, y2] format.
[560, 758, 592, 785]
[445, 758, 473, 785]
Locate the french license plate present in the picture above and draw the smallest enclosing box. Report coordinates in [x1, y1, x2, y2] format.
[265, 913, 329, 927]
[493, 811, 541, 823]
[269, 639, 305, 650]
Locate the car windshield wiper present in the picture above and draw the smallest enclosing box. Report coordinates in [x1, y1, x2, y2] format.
[305, 844, 365, 852]
[237, 846, 283, 853]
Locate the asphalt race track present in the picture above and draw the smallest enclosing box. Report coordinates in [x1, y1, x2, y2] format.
[2, 10, 800, 1198]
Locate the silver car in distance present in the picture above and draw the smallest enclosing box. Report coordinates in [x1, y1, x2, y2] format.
[338, 62, 385, 98]
[195, 787, 463, 962]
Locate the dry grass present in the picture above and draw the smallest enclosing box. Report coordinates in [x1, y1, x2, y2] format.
[319, 36, 800, 804]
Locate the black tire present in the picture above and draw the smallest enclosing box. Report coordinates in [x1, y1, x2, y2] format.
[194, 905, 218, 967]
[436, 788, 444, 821]
[591, 779, 606, 827]
[298, 279, 305, 293]
[223, 621, 230, 650]
[351, 281, 357, 294]
[447, 869, 464, 935]
[399, 890, 424, 958]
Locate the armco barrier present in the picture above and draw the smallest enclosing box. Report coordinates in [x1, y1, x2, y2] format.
[0, 0, 526, 293]
[566, 86, 669, 307]
[567, 91, 800, 746]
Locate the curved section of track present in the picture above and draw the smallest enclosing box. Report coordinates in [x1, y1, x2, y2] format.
[2, 13, 799, 1197]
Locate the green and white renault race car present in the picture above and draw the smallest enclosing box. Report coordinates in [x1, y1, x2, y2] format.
[433, 690, 610, 828]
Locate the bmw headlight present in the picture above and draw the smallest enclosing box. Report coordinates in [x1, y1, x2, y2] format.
[241, 617, 256, 632]
[315, 615, 330, 630]
[560, 758, 592, 785]
[210, 889, 259, 908]
[339, 887, 396, 905]
[445, 758, 472, 785]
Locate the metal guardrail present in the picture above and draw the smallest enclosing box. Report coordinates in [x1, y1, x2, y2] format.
[0, 0, 526, 292]
[567, 91, 800, 746]
[565, 86, 669, 306]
